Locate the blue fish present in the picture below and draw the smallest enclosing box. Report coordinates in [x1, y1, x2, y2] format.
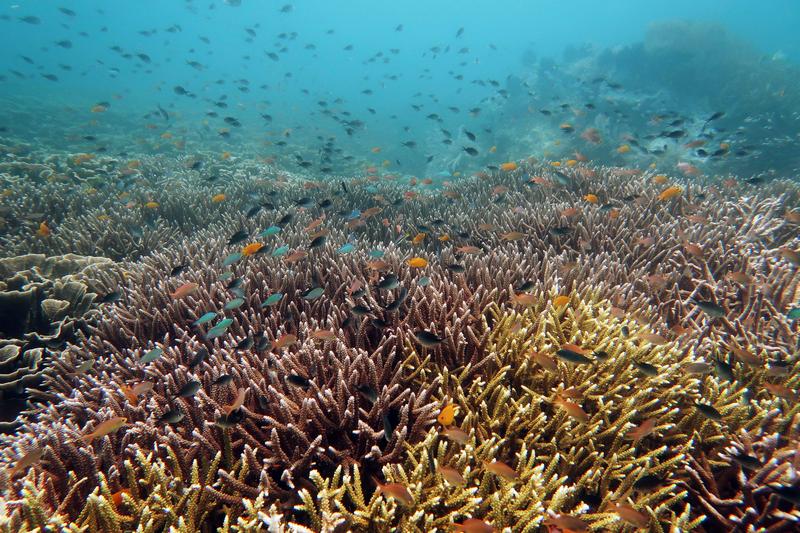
[369, 249, 385, 258]
[224, 298, 245, 310]
[337, 243, 355, 254]
[193, 311, 217, 326]
[347, 209, 361, 220]
[259, 226, 281, 237]
[140, 347, 163, 363]
[303, 287, 324, 300]
[272, 245, 289, 257]
[261, 293, 284, 307]
[206, 318, 234, 339]
[223, 252, 242, 266]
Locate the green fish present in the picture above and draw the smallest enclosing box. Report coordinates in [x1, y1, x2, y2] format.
[369, 249, 385, 258]
[303, 287, 324, 300]
[224, 298, 245, 310]
[206, 318, 234, 340]
[272, 245, 289, 257]
[259, 226, 281, 237]
[262, 293, 284, 307]
[693, 299, 725, 318]
[219, 271, 234, 281]
[193, 312, 217, 326]
[222, 252, 243, 266]
[787, 307, 800, 320]
[140, 347, 163, 363]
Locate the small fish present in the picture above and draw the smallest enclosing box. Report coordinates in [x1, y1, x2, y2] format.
[437, 404, 456, 426]
[686, 362, 713, 374]
[159, 409, 184, 424]
[483, 460, 518, 481]
[446, 263, 466, 273]
[730, 453, 761, 470]
[695, 403, 723, 420]
[259, 225, 281, 237]
[206, 318, 234, 340]
[625, 418, 657, 441]
[213, 374, 234, 387]
[224, 298, 245, 310]
[223, 252, 243, 266]
[377, 275, 400, 290]
[193, 312, 217, 326]
[7, 447, 45, 478]
[418, 276, 431, 286]
[414, 330, 444, 347]
[261, 293, 284, 307]
[99, 291, 121, 304]
[552, 295, 570, 307]
[554, 396, 589, 422]
[170, 264, 189, 276]
[287, 374, 311, 389]
[228, 229, 249, 245]
[176, 380, 201, 398]
[241, 242, 264, 256]
[303, 287, 325, 300]
[374, 479, 414, 506]
[224, 388, 248, 415]
[634, 474, 665, 492]
[407, 257, 428, 268]
[437, 465, 465, 485]
[140, 347, 163, 363]
[80, 417, 127, 443]
[714, 358, 734, 382]
[189, 348, 208, 368]
[555, 349, 592, 365]
[170, 282, 199, 299]
[440, 426, 469, 444]
[612, 503, 649, 528]
[274, 334, 298, 349]
[542, 515, 589, 532]
[634, 361, 658, 377]
[452, 518, 494, 533]
[657, 185, 683, 201]
[357, 384, 377, 404]
[692, 298, 725, 318]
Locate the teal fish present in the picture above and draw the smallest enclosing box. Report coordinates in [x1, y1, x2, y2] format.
[222, 252, 242, 266]
[224, 298, 245, 310]
[787, 307, 800, 320]
[692, 298, 725, 318]
[259, 226, 281, 237]
[206, 318, 234, 340]
[555, 349, 592, 365]
[418, 276, 431, 286]
[262, 293, 284, 307]
[369, 249, 385, 258]
[272, 245, 289, 257]
[337, 243, 355, 254]
[140, 347, 163, 363]
[219, 271, 234, 281]
[303, 287, 325, 300]
[193, 312, 217, 326]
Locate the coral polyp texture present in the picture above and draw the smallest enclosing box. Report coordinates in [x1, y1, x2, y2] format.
[1, 156, 799, 532]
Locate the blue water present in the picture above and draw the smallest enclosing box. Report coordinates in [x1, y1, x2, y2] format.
[0, 0, 798, 176]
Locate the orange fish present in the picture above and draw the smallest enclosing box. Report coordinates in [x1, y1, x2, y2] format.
[437, 465, 465, 485]
[80, 417, 127, 443]
[500, 162, 517, 171]
[657, 185, 682, 201]
[609, 208, 620, 219]
[241, 242, 264, 256]
[367, 259, 391, 271]
[440, 427, 469, 444]
[144, 201, 159, 209]
[412, 232, 426, 245]
[407, 257, 428, 268]
[616, 144, 631, 154]
[500, 231, 525, 241]
[511, 293, 536, 306]
[438, 234, 450, 242]
[311, 329, 337, 341]
[90, 104, 108, 113]
[625, 418, 657, 441]
[554, 396, 589, 422]
[612, 503, 649, 528]
[284, 250, 308, 263]
[371, 146, 381, 153]
[374, 480, 414, 506]
[531, 351, 558, 371]
[491, 185, 509, 195]
[170, 282, 199, 299]
[7, 447, 44, 478]
[478, 223, 495, 231]
[638, 333, 667, 345]
[730, 346, 760, 366]
[362, 206, 383, 218]
[110, 488, 130, 509]
[763, 382, 796, 400]
[225, 388, 248, 414]
[437, 404, 456, 425]
[221, 151, 231, 160]
[452, 518, 495, 533]
[36, 221, 51, 237]
[456, 245, 481, 254]
[553, 295, 570, 307]
[542, 514, 589, 532]
[211, 193, 226, 203]
[274, 334, 297, 350]
[483, 460, 518, 481]
[684, 139, 706, 148]
[121, 381, 154, 404]
[560, 206, 580, 218]
[305, 216, 325, 232]
[725, 271, 753, 285]
[684, 242, 704, 259]
[583, 194, 598, 204]
[652, 174, 668, 185]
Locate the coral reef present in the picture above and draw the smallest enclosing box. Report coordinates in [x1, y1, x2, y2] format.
[0, 156, 799, 531]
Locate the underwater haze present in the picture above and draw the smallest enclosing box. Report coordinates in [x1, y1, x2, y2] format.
[2, 1, 800, 532]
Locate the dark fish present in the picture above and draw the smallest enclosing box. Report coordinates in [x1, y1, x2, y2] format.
[309, 235, 327, 249]
[277, 213, 293, 226]
[634, 475, 665, 492]
[414, 330, 444, 347]
[228, 229, 248, 245]
[377, 275, 399, 290]
[553, 171, 571, 186]
[226, 277, 243, 290]
[100, 291, 121, 304]
[383, 406, 400, 442]
[176, 380, 202, 398]
[593, 350, 610, 361]
[236, 337, 254, 350]
[730, 453, 761, 470]
[446, 263, 466, 273]
[370, 317, 389, 330]
[159, 409, 184, 424]
[215, 409, 244, 428]
[771, 485, 800, 505]
[621, 326, 630, 337]
[189, 348, 208, 368]
[464, 130, 476, 141]
[383, 287, 408, 312]
[357, 384, 377, 404]
[692, 298, 725, 318]
[516, 280, 535, 293]
[287, 374, 311, 389]
[555, 349, 592, 365]
[170, 264, 189, 276]
[549, 227, 571, 236]
[246, 205, 262, 218]
[634, 361, 658, 377]
[463, 147, 478, 156]
[695, 403, 723, 420]
[341, 181, 348, 194]
[350, 304, 371, 316]
[213, 374, 234, 387]
[714, 358, 734, 382]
